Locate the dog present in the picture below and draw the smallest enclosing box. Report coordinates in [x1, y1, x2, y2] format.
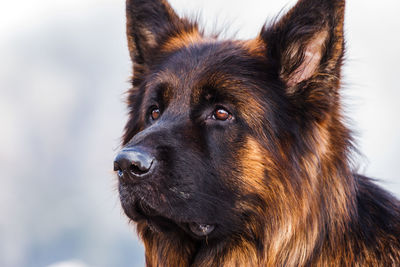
[114, 0, 400, 265]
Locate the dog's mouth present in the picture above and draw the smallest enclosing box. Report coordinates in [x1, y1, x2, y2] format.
[119, 183, 217, 237]
[132, 198, 216, 237]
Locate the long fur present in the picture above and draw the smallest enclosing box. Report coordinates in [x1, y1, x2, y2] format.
[117, 0, 400, 266]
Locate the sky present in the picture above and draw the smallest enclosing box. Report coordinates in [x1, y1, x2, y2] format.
[0, 0, 399, 266]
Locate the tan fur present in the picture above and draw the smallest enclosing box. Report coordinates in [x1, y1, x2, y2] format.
[122, 0, 400, 265]
[162, 30, 205, 52]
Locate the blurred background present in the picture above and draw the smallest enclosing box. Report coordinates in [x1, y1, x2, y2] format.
[0, 0, 399, 266]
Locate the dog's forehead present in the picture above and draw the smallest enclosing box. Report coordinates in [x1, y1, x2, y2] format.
[149, 40, 265, 105]
[161, 41, 244, 82]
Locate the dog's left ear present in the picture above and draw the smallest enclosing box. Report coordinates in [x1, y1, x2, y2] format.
[260, 0, 345, 118]
[126, 0, 196, 69]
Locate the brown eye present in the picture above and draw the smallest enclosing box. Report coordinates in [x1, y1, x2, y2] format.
[151, 108, 160, 120]
[213, 108, 232, 121]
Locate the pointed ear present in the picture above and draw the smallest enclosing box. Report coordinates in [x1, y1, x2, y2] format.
[126, 0, 196, 68]
[260, 0, 345, 115]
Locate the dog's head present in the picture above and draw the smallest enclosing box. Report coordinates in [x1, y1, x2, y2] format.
[115, 0, 346, 241]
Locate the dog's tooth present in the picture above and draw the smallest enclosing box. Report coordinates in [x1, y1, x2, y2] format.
[189, 223, 215, 236]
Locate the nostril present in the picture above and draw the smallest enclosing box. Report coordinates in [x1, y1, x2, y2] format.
[113, 147, 155, 178]
[113, 162, 124, 178]
[113, 161, 120, 172]
[129, 160, 153, 176]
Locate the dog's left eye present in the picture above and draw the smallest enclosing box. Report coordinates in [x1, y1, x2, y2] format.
[212, 108, 232, 121]
[150, 107, 161, 120]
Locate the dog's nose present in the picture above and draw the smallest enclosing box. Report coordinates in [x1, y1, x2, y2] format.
[114, 148, 155, 178]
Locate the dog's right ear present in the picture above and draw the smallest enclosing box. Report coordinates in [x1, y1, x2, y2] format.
[126, 0, 196, 70]
[259, 0, 345, 120]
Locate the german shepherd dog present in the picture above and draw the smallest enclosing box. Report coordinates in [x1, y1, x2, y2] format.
[114, 0, 400, 265]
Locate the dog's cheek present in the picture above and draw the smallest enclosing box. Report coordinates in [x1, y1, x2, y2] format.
[237, 137, 270, 198]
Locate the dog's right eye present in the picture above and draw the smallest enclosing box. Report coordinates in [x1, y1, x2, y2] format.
[150, 107, 160, 121]
[212, 108, 233, 121]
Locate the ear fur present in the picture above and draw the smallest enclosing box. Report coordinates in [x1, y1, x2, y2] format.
[260, 0, 345, 117]
[126, 0, 197, 69]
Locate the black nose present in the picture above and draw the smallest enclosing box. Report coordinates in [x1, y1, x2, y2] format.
[114, 148, 155, 178]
